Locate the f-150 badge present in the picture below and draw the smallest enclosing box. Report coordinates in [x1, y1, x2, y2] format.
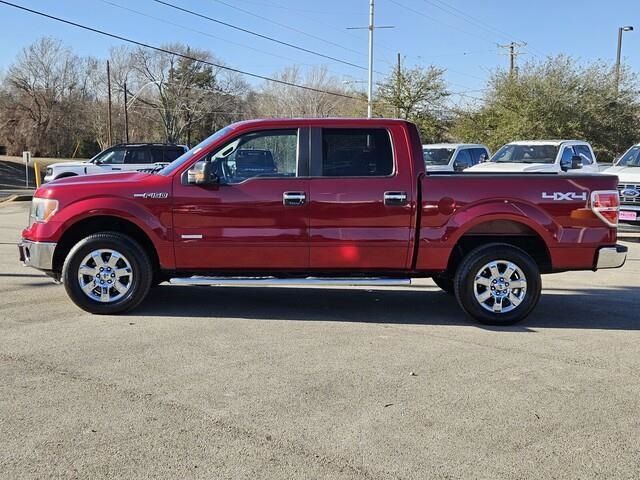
[542, 192, 587, 201]
[133, 192, 169, 199]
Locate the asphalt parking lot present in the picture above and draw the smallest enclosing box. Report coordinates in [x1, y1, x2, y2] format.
[1, 201, 639, 479]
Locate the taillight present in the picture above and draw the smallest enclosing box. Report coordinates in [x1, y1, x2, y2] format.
[590, 190, 620, 227]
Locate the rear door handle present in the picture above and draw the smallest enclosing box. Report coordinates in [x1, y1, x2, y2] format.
[384, 191, 408, 206]
[283, 191, 306, 206]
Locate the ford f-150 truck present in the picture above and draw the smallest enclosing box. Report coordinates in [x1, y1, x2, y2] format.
[18, 119, 627, 325]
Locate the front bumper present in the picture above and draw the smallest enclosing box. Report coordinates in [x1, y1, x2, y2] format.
[18, 240, 56, 271]
[595, 244, 628, 269]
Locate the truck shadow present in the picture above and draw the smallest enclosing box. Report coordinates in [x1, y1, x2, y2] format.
[137, 285, 640, 331]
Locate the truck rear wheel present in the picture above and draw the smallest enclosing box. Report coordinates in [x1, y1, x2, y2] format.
[62, 232, 152, 314]
[454, 243, 541, 325]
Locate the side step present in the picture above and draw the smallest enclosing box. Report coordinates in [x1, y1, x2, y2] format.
[168, 276, 411, 287]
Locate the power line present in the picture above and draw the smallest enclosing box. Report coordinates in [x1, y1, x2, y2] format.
[422, 0, 514, 43]
[0, 0, 359, 101]
[152, 0, 369, 72]
[422, 0, 546, 58]
[386, 0, 500, 46]
[100, 0, 328, 68]
[208, 0, 365, 58]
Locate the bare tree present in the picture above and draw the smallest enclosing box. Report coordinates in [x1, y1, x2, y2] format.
[258, 66, 358, 118]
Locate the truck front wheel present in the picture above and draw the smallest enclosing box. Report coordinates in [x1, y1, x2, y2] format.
[454, 243, 541, 325]
[62, 233, 152, 314]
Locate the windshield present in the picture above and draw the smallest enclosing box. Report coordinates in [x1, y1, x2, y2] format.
[616, 146, 640, 167]
[158, 126, 234, 176]
[423, 147, 455, 166]
[491, 144, 559, 164]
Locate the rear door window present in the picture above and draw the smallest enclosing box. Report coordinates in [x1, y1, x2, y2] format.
[468, 148, 487, 165]
[560, 146, 576, 163]
[319, 128, 393, 177]
[164, 147, 185, 162]
[150, 149, 165, 163]
[124, 149, 152, 165]
[455, 148, 473, 168]
[573, 145, 594, 165]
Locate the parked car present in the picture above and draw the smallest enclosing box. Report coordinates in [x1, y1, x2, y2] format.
[466, 140, 600, 174]
[43, 143, 188, 182]
[423, 143, 490, 172]
[603, 143, 640, 224]
[19, 118, 626, 325]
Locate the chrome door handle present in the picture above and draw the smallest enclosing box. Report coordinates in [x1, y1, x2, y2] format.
[384, 191, 408, 206]
[283, 191, 306, 206]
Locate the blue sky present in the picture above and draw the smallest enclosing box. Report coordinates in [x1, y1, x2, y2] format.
[0, 0, 638, 106]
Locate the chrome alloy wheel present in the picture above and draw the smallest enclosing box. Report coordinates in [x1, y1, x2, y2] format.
[77, 249, 133, 303]
[473, 259, 527, 314]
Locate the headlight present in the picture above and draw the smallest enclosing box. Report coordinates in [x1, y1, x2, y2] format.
[29, 198, 59, 224]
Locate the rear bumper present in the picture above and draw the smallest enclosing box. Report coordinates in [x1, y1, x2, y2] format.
[595, 244, 628, 270]
[18, 240, 56, 271]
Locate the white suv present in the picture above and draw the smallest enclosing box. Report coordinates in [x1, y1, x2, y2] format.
[44, 143, 188, 183]
[466, 140, 600, 174]
[423, 143, 490, 172]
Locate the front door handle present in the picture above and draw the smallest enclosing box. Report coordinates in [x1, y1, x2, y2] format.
[384, 191, 408, 206]
[283, 191, 306, 206]
[112, 167, 122, 171]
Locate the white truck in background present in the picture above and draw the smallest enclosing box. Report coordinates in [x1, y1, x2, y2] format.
[604, 143, 640, 224]
[466, 140, 600, 174]
[422, 143, 490, 172]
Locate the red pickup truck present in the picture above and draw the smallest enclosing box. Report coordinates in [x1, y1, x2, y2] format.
[19, 118, 627, 325]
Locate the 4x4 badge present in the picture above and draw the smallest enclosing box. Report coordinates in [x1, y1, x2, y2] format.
[542, 192, 587, 201]
[133, 192, 169, 199]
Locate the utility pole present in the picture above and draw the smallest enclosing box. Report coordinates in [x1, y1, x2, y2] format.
[396, 52, 401, 118]
[615, 26, 634, 96]
[498, 41, 526, 75]
[123, 81, 129, 143]
[106, 61, 113, 146]
[347, 1, 394, 118]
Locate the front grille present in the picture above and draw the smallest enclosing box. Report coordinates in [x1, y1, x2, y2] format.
[617, 183, 640, 205]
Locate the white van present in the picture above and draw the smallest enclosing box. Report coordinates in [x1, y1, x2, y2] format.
[466, 140, 600, 174]
[423, 143, 490, 172]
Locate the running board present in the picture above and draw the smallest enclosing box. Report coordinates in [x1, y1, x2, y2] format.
[168, 276, 411, 287]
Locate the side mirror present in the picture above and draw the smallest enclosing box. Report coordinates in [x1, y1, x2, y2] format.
[560, 155, 583, 172]
[479, 153, 488, 163]
[453, 159, 471, 172]
[187, 160, 219, 185]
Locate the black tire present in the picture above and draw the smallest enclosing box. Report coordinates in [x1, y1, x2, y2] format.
[62, 232, 152, 314]
[454, 243, 541, 325]
[432, 275, 455, 295]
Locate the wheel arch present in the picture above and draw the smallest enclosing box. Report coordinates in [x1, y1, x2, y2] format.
[446, 219, 553, 275]
[52, 215, 160, 275]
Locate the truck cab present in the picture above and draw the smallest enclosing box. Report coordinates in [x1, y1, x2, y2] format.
[467, 140, 600, 174]
[423, 143, 490, 172]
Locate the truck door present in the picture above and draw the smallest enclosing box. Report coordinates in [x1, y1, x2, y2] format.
[172, 128, 310, 270]
[308, 126, 415, 270]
